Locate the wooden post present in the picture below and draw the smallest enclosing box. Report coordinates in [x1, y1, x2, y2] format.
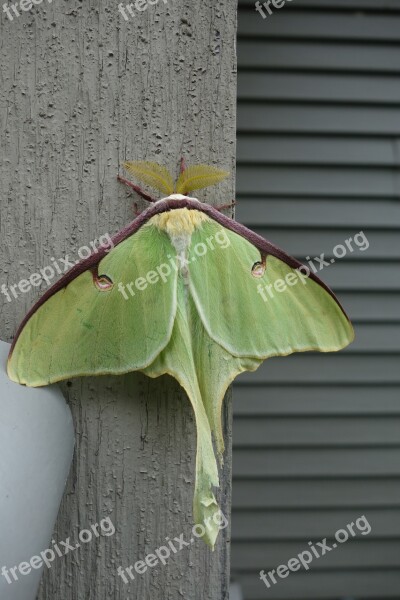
[0, 1, 237, 597]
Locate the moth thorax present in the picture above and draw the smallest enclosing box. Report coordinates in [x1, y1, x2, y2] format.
[151, 208, 210, 239]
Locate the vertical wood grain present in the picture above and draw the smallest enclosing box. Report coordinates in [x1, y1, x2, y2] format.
[0, 1, 237, 597]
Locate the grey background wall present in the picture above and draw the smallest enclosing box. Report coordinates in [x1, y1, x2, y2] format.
[0, 1, 236, 598]
[232, 1, 400, 599]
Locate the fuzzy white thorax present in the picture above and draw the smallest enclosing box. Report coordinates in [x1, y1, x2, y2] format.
[151, 197, 209, 285]
[156, 193, 201, 204]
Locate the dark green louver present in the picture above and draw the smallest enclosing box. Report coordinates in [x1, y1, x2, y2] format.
[232, 2, 400, 598]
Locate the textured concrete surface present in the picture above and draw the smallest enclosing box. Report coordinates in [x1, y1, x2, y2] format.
[0, 0, 237, 598]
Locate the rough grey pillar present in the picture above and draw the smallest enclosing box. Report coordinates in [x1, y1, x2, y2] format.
[0, 1, 237, 598]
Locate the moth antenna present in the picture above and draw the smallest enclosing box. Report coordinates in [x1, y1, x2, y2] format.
[122, 161, 174, 195]
[175, 164, 230, 194]
[117, 175, 157, 203]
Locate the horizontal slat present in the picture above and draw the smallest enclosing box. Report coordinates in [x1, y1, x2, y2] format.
[232, 539, 400, 570]
[232, 508, 400, 539]
[238, 11, 400, 42]
[238, 355, 400, 384]
[237, 570, 400, 600]
[238, 41, 400, 73]
[233, 416, 400, 447]
[233, 448, 400, 478]
[235, 6, 399, 597]
[304, 262, 400, 291]
[238, 72, 400, 104]
[333, 292, 400, 321]
[232, 478, 400, 508]
[239, 0, 400, 9]
[237, 135, 400, 166]
[237, 102, 400, 134]
[233, 386, 400, 416]
[236, 165, 400, 196]
[236, 198, 400, 228]
[250, 228, 396, 260]
[340, 324, 400, 353]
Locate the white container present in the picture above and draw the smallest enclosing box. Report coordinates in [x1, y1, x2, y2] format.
[0, 340, 75, 600]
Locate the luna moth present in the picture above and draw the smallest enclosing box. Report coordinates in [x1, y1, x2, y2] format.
[7, 159, 354, 548]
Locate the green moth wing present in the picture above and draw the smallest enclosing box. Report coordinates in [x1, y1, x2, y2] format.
[188, 221, 354, 359]
[8, 224, 178, 386]
[7, 196, 354, 549]
[150, 217, 353, 547]
[142, 277, 262, 547]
